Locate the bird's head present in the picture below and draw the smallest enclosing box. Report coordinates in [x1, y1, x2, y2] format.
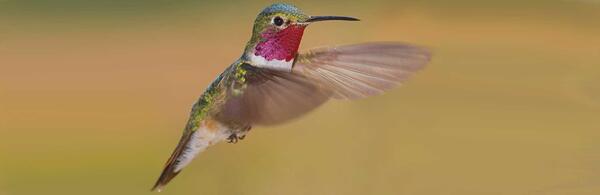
[243, 3, 359, 71]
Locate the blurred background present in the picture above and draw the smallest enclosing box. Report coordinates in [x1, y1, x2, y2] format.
[1, 0, 599, 194]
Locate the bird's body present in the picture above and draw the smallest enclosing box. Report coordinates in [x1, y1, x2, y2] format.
[152, 3, 431, 191]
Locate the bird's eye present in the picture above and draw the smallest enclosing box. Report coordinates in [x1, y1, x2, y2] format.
[273, 16, 284, 26]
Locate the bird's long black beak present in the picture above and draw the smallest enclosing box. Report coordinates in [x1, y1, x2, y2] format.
[306, 16, 360, 23]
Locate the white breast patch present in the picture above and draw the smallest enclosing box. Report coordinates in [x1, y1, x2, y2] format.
[248, 53, 294, 72]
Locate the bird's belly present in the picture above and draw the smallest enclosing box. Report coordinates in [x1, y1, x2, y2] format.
[174, 119, 230, 172]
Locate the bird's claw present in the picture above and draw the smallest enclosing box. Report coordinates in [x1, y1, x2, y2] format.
[227, 133, 245, 144]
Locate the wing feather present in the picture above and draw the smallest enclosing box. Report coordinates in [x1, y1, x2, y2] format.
[218, 43, 430, 125]
[218, 64, 332, 125]
[294, 42, 431, 99]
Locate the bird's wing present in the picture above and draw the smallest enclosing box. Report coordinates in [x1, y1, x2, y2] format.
[293, 42, 431, 100]
[218, 63, 332, 126]
[219, 43, 430, 126]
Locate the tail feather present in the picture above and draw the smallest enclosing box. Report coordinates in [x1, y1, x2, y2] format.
[151, 131, 192, 192]
[152, 123, 230, 192]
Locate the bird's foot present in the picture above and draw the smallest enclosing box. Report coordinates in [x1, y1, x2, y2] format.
[227, 133, 246, 144]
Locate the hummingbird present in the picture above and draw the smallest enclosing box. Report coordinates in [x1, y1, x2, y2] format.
[152, 3, 430, 191]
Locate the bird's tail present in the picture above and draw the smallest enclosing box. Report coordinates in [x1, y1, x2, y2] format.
[152, 122, 229, 192]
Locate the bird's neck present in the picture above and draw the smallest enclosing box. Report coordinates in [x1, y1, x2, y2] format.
[244, 25, 306, 71]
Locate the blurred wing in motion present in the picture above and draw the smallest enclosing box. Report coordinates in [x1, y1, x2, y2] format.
[219, 64, 332, 126]
[219, 43, 430, 126]
[294, 42, 431, 100]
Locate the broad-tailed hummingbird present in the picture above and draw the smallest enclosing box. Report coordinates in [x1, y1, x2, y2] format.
[152, 3, 430, 191]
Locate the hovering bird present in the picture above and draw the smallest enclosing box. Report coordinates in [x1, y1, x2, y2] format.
[152, 3, 430, 191]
